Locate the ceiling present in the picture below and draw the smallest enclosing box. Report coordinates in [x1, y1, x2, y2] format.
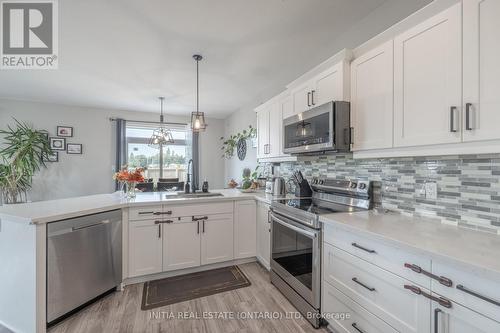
[0, 0, 431, 118]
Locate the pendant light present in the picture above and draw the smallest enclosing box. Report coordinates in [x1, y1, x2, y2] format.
[148, 96, 175, 148]
[191, 54, 207, 132]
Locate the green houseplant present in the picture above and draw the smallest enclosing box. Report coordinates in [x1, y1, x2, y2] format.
[0, 120, 52, 204]
[220, 125, 257, 159]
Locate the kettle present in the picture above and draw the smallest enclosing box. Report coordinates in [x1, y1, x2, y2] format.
[272, 177, 286, 196]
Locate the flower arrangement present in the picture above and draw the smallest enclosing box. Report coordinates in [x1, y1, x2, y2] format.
[113, 166, 145, 198]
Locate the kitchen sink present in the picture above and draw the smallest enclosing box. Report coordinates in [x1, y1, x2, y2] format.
[164, 192, 224, 199]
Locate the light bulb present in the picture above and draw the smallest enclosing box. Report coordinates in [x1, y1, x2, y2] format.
[194, 118, 201, 129]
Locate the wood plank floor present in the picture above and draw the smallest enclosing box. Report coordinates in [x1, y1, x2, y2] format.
[49, 262, 329, 333]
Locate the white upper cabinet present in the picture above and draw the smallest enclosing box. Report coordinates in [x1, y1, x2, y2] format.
[313, 61, 350, 106]
[291, 81, 314, 115]
[268, 101, 282, 157]
[394, 3, 462, 147]
[351, 40, 394, 151]
[256, 92, 295, 161]
[463, 0, 500, 142]
[256, 105, 270, 159]
[291, 61, 350, 115]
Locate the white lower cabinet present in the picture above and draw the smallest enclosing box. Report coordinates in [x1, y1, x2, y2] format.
[323, 243, 430, 333]
[128, 219, 163, 277]
[163, 219, 200, 271]
[323, 282, 398, 333]
[322, 225, 499, 333]
[234, 200, 257, 259]
[432, 300, 500, 333]
[201, 214, 234, 265]
[256, 201, 271, 269]
[128, 203, 237, 278]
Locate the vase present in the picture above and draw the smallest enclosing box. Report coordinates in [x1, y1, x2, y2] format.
[118, 182, 126, 197]
[125, 182, 137, 199]
[1, 189, 27, 205]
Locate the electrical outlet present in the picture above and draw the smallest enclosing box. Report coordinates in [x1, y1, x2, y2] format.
[425, 182, 437, 200]
[415, 184, 426, 198]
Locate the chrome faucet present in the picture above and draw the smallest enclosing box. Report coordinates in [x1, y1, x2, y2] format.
[185, 159, 194, 193]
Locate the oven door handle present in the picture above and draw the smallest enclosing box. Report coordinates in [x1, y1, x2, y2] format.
[271, 215, 317, 239]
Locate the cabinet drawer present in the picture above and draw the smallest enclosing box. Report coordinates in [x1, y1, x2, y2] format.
[432, 295, 500, 333]
[432, 261, 500, 323]
[323, 243, 430, 333]
[165, 202, 233, 218]
[323, 282, 398, 333]
[324, 224, 431, 288]
[128, 205, 163, 221]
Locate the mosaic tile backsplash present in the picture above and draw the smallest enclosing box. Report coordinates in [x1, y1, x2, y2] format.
[261, 153, 500, 234]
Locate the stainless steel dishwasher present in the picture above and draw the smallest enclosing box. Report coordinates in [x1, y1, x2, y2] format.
[47, 209, 122, 325]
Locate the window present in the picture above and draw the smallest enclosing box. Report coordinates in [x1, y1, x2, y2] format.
[125, 122, 192, 183]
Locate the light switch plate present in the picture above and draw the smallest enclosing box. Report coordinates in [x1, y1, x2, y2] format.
[425, 182, 437, 200]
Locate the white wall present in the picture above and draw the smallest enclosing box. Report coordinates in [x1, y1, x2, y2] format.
[0, 98, 224, 202]
[223, 106, 258, 184]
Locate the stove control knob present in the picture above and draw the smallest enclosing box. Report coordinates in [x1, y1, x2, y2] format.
[319, 180, 325, 185]
[350, 182, 357, 189]
[359, 183, 367, 190]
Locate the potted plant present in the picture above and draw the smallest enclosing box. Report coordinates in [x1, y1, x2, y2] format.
[0, 120, 52, 204]
[240, 166, 259, 192]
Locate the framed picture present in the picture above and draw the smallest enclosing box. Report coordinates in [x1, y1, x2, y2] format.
[43, 151, 58, 162]
[49, 137, 66, 150]
[57, 126, 73, 137]
[67, 143, 83, 154]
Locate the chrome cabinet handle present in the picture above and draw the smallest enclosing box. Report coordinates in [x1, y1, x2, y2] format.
[203, 219, 206, 233]
[192, 216, 208, 221]
[456, 284, 500, 307]
[197, 221, 200, 234]
[450, 106, 458, 132]
[404, 263, 453, 287]
[158, 224, 161, 238]
[154, 220, 173, 224]
[138, 211, 154, 215]
[311, 90, 316, 105]
[154, 210, 172, 215]
[352, 277, 376, 292]
[351, 242, 376, 254]
[404, 284, 452, 308]
[352, 323, 366, 333]
[465, 103, 473, 130]
[307, 92, 311, 107]
[434, 308, 442, 333]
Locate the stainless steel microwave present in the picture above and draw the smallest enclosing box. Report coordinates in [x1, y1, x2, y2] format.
[283, 101, 350, 154]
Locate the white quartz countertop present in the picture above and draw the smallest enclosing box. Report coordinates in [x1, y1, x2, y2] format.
[0, 189, 281, 224]
[320, 210, 500, 279]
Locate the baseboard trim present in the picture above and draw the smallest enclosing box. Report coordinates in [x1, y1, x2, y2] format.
[123, 257, 257, 286]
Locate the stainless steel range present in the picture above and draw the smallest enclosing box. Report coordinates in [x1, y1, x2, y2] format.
[270, 177, 373, 328]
